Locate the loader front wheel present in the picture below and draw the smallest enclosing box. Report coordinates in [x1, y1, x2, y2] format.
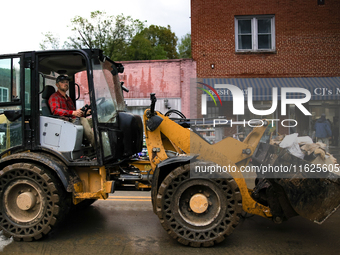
[0, 163, 67, 241]
[156, 163, 242, 247]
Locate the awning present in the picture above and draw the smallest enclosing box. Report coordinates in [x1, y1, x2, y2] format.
[201, 77, 340, 101]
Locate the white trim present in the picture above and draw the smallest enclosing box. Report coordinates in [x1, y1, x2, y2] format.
[235, 15, 275, 52]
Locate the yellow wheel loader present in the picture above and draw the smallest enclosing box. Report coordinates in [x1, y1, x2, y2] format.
[0, 49, 339, 247]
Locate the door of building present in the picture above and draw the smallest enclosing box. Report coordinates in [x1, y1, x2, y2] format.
[309, 101, 340, 147]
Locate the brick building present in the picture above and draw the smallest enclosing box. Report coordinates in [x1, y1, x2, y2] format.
[191, 0, 340, 143]
[119, 59, 196, 119]
[76, 59, 197, 119]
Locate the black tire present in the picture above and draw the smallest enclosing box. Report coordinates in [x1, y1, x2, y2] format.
[156, 162, 242, 247]
[0, 163, 69, 241]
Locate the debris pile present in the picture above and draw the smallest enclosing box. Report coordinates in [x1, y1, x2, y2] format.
[270, 133, 337, 166]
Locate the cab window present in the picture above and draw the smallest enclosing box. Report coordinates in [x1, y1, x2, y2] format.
[0, 58, 20, 103]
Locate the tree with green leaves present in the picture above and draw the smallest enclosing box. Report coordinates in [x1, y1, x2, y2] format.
[39, 31, 60, 50]
[127, 34, 168, 60]
[137, 25, 178, 59]
[178, 33, 191, 58]
[127, 25, 178, 60]
[64, 11, 145, 61]
[40, 11, 179, 61]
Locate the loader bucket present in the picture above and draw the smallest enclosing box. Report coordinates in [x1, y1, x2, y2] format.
[252, 142, 340, 224]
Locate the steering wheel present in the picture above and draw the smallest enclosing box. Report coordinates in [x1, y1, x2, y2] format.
[81, 104, 92, 117]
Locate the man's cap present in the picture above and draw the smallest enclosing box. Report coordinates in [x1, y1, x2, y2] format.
[56, 75, 71, 83]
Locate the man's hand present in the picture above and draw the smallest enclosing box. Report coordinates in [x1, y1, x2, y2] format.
[72, 109, 84, 117]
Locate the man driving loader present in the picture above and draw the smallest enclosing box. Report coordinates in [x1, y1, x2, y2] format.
[49, 75, 95, 147]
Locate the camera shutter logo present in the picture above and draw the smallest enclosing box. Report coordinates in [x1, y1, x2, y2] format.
[197, 82, 223, 115]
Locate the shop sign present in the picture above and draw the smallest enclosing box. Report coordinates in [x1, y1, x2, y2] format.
[201, 84, 312, 116]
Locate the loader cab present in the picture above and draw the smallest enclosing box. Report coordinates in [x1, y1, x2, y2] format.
[0, 49, 143, 166]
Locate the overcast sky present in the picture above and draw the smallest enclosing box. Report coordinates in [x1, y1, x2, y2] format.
[0, 0, 190, 55]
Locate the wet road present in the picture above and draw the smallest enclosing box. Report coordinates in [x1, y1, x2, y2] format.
[1, 190, 340, 255]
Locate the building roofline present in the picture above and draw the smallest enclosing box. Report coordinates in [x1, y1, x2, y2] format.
[118, 58, 193, 64]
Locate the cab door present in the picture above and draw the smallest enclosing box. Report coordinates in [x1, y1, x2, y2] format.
[0, 54, 29, 154]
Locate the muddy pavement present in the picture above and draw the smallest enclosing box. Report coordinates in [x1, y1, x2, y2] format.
[1, 191, 339, 255]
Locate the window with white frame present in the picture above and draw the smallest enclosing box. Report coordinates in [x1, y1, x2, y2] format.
[235, 15, 275, 52]
[0, 87, 9, 102]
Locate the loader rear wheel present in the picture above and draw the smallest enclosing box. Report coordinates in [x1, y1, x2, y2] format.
[156, 163, 242, 247]
[0, 163, 67, 241]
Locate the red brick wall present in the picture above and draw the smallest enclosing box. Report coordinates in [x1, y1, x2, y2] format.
[119, 59, 196, 118]
[191, 0, 340, 78]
